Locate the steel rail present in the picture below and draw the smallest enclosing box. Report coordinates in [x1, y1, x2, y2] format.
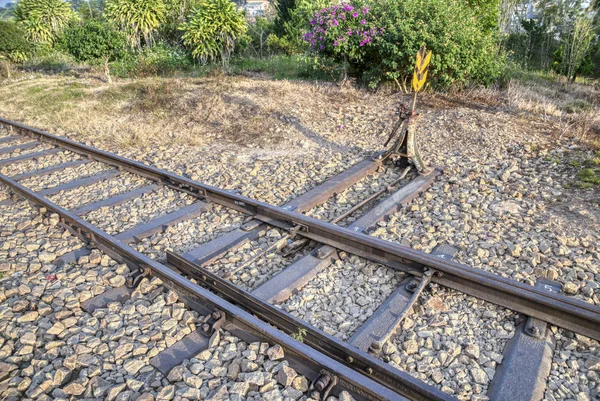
[0, 172, 408, 401]
[167, 251, 453, 401]
[2, 117, 600, 341]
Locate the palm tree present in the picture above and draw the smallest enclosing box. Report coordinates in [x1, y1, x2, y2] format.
[105, 0, 167, 49]
[14, 0, 75, 44]
[180, 0, 247, 66]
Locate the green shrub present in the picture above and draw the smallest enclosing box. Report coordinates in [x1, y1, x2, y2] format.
[21, 47, 77, 73]
[0, 21, 32, 63]
[180, 0, 247, 65]
[14, 0, 76, 45]
[110, 43, 194, 77]
[273, 0, 332, 55]
[230, 54, 331, 80]
[245, 17, 275, 58]
[303, 1, 382, 81]
[362, 0, 503, 88]
[60, 20, 126, 64]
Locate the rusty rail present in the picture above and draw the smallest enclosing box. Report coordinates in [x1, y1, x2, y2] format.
[1, 117, 598, 341]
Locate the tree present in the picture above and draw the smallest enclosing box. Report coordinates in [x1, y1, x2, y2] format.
[60, 19, 125, 83]
[0, 20, 32, 78]
[161, 0, 203, 45]
[273, 0, 295, 36]
[561, 13, 596, 81]
[180, 0, 247, 66]
[247, 17, 275, 57]
[105, 0, 167, 49]
[14, 0, 75, 44]
[71, 0, 105, 20]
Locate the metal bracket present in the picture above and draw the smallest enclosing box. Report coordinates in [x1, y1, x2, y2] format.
[310, 370, 339, 401]
[200, 310, 225, 336]
[241, 219, 261, 231]
[382, 106, 432, 175]
[282, 238, 309, 257]
[126, 266, 151, 289]
[524, 280, 561, 339]
[313, 245, 335, 260]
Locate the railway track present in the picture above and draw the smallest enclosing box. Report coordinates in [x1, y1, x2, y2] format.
[0, 116, 599, 401]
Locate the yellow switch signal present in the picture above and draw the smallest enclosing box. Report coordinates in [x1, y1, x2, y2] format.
[412, 46, 432, 93]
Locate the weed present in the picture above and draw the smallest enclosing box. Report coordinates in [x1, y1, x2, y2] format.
[291, 327, 307, 343]
[564, 99, 593, 114]
[569, 160, 582, 168]
[544, 156, 561, 164]
[577, 168, 600, 186]
[229, 55, 331, 81]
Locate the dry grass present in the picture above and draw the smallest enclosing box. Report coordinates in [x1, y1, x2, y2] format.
[0, 74, 371, 149]
[0, 71, 598, 150]
[446, 75, 600, 148]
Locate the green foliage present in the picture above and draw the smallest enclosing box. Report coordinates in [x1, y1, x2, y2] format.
[466, 0, 499, 32]
[180, 0, 247, 65]
[110, 43, 193, 77]
[14, 0, 76, 45]
[230, 54, 331, 80]
[22, 47, 77, 72]
[577, 168, 600, 187]
[245, 17, 276, 58]
[363, 0, 502, 88]
[71, 0, 104, 20]
[276, 0, 331, 54]
[304, 0, 382, 81]
[105, 0, 167, 49]
[291, 327, 307, 342]
[161, 0, 203, 45]
[60, 20, 126, 63]
[273, 0, 295, 36]
[0, 21, 32, 63]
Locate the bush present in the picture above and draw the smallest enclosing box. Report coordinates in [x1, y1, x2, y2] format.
[110, 43, 194, 77]
[230, 54, 331, 80]
[14, 0, 76, 45]
[341, 0, 503, 88]
[0, 21, 32, 63]
[245, 17, 275, 58]
[273, 0, 332, 54]
[21, 47, 77, 73]
[303, 1, 382, 81]
[180, 0, 247, 65]
[60, 20, 126, 64]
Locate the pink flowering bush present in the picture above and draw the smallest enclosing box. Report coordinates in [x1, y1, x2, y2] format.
[302, 1, 382, 80]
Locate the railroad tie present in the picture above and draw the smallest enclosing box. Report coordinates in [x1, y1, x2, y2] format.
[487, 280, 561, 401]
[348, 244, 458, 355]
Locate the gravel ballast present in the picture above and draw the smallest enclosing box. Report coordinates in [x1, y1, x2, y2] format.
[1, 77, 599, 401]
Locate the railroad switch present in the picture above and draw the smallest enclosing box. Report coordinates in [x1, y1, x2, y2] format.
[380, 45, 434, 175]
[382, 105, 432, 175]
